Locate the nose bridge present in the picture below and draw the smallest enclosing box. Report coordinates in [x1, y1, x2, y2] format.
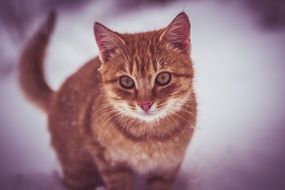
[137, 78, 153, 101]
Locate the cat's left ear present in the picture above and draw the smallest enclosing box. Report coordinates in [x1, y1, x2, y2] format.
[159, 12, 191, 55]
[94, 22, 126, 63]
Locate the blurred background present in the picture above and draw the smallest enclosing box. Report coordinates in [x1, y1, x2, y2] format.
[0, 0, 285, 189]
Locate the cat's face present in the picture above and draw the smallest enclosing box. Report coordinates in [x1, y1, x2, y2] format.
[95, 12, 193, 123]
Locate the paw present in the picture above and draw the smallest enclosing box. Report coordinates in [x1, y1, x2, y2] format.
[96, 186, 106, 190]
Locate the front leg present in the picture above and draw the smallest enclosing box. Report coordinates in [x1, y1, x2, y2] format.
[146, 168, 178, 190]
[90, 148, 133, 190]
[99, 163, 133, 190]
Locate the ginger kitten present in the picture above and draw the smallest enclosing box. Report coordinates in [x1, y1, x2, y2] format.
[19, 11, 197, 190]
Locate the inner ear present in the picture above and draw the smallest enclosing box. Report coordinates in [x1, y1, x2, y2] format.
[159, 12, 191, 54]
[94, 22, 126, 63]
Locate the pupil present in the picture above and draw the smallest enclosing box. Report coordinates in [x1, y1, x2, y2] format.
[156, 72, 170, 86]
[120, 76, 134, 88]
[124, 77, 132, 87]
[161, 75, 166, 82]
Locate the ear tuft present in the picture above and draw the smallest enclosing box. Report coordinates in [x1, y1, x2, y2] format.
[160, 12, 191, 54]
[94, 22, 125, 63]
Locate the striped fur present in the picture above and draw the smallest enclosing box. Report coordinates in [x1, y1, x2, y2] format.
[19, 11, 196, 190]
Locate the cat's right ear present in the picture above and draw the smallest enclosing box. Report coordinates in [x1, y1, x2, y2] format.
[94, 22, 126, 63]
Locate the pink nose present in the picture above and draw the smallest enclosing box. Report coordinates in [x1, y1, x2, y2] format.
[138, 100, 153, 112]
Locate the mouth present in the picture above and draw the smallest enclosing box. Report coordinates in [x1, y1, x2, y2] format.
[138, 110, 157, 116]
[133, 109, 166, 122]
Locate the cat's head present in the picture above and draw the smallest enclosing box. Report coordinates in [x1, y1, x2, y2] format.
[94, 12, 194, 123]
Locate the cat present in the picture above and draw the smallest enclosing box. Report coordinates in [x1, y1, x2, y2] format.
[19, 10, 197, 190]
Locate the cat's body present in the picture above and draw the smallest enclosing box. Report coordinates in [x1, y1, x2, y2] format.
[19, 11, 196, 190]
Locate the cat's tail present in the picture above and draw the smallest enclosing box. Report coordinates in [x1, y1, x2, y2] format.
[19, 10, 56, 112]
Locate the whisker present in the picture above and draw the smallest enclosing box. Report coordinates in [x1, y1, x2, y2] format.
[178, 109, 197, 119]
[90, 104, 111, 116]
[93, 109, 114, 122]
[170, 111, 196, 130]
[101, 112, 123, 127]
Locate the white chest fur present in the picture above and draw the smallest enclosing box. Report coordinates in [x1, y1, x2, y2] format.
[108, 138, 185, 175]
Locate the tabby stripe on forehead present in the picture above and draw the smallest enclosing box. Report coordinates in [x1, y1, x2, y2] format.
[147, 40, 158, 72]
[172, 73, 193, 78]
[152, 60, 158, 73]
[129, 58, 134, 74]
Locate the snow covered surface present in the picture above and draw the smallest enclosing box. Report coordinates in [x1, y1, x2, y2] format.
[1, 0, 285, 189]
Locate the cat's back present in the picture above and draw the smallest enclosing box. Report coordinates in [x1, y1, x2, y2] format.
[48, 57, 101, 139]
[54, 57, 101, 100]
[47, 57, 105, 176]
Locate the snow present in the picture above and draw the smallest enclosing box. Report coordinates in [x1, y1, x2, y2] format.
[1, 0, 285, 189]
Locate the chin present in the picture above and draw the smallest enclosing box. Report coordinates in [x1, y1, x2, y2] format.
[133, 109, 168, 123]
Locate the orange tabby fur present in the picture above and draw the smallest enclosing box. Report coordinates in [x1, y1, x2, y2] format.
[19, 11, 197, 190]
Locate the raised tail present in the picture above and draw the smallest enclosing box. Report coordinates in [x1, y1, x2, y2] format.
[19, 11, 56, 112]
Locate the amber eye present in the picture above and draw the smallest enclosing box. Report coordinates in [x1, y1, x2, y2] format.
[155, 72, 171, 86]
[119, 76, 135, 89]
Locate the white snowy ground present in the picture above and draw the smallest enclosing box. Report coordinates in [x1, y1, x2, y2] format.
[1, 0, 285, 189]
